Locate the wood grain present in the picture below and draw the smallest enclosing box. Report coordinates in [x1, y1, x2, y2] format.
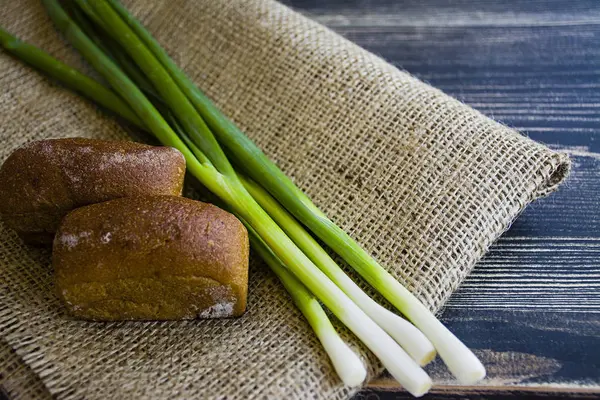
[283, 0, 600, 397]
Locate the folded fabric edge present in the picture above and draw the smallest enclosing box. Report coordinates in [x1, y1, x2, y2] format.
[429, 149, 571, 317]
[534, 151, 571, 197]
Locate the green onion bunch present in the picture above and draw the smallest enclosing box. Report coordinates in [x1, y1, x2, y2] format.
[0, 1, 485, 396]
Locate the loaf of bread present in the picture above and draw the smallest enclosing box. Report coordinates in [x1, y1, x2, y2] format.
[53, 195, 249, 320]
[0, 138, 185, 244]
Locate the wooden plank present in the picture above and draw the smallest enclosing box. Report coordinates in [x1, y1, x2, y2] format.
[282, 0, 600, 397]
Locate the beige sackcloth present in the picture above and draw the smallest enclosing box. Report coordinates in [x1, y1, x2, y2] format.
[0, 0, 570, 399]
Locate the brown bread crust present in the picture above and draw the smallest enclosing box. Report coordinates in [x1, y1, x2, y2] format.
[53, 195, 249, 320]
[0, 138, 186, 244]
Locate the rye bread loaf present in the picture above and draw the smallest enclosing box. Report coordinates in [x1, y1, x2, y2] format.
[53, 195, 249, 320]
[0, 138, 185, 244]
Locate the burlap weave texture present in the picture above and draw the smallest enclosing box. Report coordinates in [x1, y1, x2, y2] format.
[0, 0, 569, 399]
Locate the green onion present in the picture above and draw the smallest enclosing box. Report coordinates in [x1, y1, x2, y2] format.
[172, 110, 435, 366]
[247, 228, 367, 387]
[239, 174, 437, 366]
[104, 0, 485, 384]
[176, 114, 432, 366]
[44, 0, 433, 394]
[173, 109, 431, 392]
[0, 26, 143, 129]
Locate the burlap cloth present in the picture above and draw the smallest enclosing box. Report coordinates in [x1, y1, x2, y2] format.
[0, 0, 570, 399]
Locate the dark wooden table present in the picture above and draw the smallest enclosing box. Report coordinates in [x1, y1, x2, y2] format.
[283, 0, 600, 398]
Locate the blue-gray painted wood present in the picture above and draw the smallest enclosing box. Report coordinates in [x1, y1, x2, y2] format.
[282, 0, 600, 397]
